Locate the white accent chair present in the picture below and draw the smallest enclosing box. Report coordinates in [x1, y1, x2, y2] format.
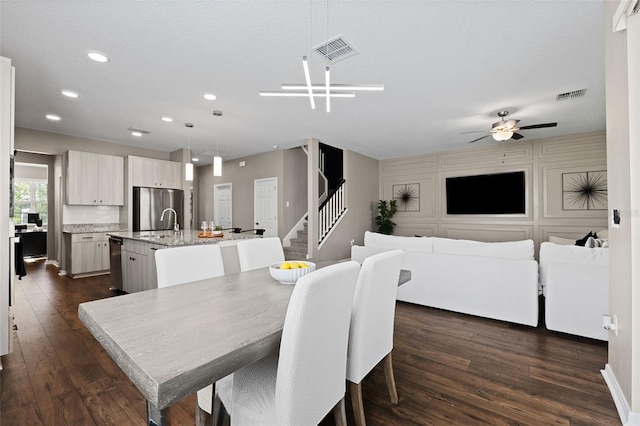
[236, 237, 285, 272]
[347, 250, 404, 425]
[154, 244, 225, 288]
[197, 261, 360, 426]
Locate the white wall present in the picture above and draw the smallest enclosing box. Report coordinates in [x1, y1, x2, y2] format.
[604, 1, 640, 422]
[379, 131, 608, 253]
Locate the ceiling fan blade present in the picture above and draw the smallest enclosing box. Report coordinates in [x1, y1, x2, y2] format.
[469, 135, 490, 144]
[518, 122, 557, 130]
[460, 130, 490, 134]
[511, 132, 524, 140]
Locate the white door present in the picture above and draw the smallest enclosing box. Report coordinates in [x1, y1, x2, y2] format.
[214, 183, 232, 228]
[254, 177, 278, 237]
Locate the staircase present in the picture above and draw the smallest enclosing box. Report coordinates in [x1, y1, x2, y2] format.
[284, 222, 308, 260]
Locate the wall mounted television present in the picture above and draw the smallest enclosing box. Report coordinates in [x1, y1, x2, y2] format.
[446, 171, 526, 215]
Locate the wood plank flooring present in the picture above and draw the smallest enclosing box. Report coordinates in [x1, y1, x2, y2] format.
[1, 260, 620, 425]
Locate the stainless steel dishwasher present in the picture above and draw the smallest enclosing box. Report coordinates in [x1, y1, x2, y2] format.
[109, 236, 124, 291]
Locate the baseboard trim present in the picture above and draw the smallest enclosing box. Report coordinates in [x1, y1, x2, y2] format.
[45, 259, 59, 268]
[602, 363, 640, 425]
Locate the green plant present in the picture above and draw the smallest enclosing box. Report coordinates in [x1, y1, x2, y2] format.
[375, 199, 397, 235]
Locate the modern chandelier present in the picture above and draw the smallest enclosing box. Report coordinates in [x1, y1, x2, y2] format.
[259, 56, 383, 112]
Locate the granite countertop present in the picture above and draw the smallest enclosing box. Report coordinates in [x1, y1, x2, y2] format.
[63, 223, 129, 234]
[106, 229, 261, 247]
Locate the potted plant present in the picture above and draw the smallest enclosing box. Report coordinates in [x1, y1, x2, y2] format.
[375, 200, 397, 235]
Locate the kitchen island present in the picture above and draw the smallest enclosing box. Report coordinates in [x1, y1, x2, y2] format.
[107, 229, 261, 293]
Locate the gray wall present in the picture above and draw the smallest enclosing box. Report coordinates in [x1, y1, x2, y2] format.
[379, 131, 608, 254]
[283, 147, 308, 232]
[316, 150, 379, 260]
[197, 149, 285, 235]
[604, 1, 638, 414]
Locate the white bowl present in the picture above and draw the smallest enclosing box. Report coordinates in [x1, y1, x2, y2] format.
[269, 261, 316, 285]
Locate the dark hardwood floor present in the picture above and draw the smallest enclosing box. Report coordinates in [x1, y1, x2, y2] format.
[0, 260, 620, 425]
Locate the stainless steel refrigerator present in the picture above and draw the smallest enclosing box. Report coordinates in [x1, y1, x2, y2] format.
[133, 187, 184, 232]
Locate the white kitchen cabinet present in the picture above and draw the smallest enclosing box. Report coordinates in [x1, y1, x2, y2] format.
[66, 151, 124, 205]
[130, 156, 182, 189]
[68, 233, 110, 275]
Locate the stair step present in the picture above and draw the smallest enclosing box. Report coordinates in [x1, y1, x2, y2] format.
[284, 248, 307, 261]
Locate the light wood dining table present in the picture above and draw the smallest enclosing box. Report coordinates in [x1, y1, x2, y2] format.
[78, 261, 411, 426]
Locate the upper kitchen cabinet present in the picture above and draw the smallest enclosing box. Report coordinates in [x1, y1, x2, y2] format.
[66, 150, 124, 205]
[129, 156, 181, 189]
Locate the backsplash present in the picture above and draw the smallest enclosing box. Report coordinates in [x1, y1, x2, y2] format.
[63, 205, 121, 224]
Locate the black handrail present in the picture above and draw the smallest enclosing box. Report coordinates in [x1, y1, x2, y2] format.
[318, 179, 346, 211]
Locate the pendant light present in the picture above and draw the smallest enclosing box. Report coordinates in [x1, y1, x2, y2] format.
[213, 110, 222, 177]
[185, 122, 194, 181]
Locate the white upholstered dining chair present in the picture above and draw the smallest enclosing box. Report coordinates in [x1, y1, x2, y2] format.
[236, 237, 285, 272]
[154, 244, 225, 288]
[347, 249, 404, 426]
[197, 261, 360, 426]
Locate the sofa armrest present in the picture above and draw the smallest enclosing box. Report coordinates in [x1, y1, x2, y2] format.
[544, 262, 609, 340]
[350, 245, 393, 264]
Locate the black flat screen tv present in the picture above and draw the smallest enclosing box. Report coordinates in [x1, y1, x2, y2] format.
[446, 171, 525, 215]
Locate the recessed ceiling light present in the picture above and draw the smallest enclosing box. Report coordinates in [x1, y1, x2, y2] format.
[46, 114, 61, 121]
[131, 131, 143, 137]
[192, 157, 199, 162]
[88, 51, 109, 63]
[161, 116, 173, 122]
[204, 93, 217, 101]
[273, 145, 279, 149]
[61, 90, 79, 98]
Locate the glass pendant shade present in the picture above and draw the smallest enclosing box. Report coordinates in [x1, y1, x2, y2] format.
[185, 162, 194, 181]
[213, 156, 222, 177]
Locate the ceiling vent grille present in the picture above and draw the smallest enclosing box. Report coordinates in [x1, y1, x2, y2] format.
[556, 88, 587, 101]
[127, 127, 151, 134]
[313, 35, 359, 64]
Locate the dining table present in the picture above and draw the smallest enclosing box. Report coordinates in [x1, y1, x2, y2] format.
[78, 261, 411, 426]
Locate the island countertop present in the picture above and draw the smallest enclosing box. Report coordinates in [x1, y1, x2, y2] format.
[106, 229, 261, 247]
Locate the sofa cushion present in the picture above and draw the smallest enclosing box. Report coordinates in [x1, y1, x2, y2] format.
[539, 242, 608, 267]
[432, 237, 534, 260]
[364, 231, 433, 253]
[548, 236, 576, 246]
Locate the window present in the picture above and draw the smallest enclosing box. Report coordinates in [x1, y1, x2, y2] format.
[13, 180, 47, 224]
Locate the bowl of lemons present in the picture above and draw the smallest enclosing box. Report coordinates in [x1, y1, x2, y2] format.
[269, 261, 316, 285]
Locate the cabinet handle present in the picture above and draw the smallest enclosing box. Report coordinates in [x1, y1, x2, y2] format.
[82, 236, 93, 240]
[150, 247, 159, 251]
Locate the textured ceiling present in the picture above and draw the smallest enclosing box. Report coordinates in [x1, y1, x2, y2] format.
[0, 1, 605, 162]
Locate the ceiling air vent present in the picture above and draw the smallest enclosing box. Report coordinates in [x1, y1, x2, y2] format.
[127, 127, 151, 134]
[313, 35, 359, 64]
[556, 88, 587, 101]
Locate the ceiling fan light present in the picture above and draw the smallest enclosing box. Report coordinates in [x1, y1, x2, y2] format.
[492, 130, 513, 141]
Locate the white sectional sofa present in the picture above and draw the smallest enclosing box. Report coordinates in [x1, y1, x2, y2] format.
[351, 231, 539, 326]
[539, 242, 609, 341]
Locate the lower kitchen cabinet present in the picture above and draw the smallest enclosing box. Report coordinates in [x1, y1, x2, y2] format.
[122, 240, 163, 293]
[67, 233, 110, 276]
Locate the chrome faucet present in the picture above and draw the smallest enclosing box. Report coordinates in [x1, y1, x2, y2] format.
[160, 208, 179, 231]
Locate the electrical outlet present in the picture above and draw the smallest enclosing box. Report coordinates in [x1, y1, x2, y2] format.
[350, 239, 355, 246]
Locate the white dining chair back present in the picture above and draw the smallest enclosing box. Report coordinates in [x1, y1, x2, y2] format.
[154, 244, 225, 288]
[236, 237, 285, 272]
[208, 261, 360, 426]
[346, 249, 404, 425]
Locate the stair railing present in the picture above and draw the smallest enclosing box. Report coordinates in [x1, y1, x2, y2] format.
[318, 179, 346, 244]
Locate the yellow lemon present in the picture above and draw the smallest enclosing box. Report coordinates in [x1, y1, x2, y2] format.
[280, 262, 291, 270]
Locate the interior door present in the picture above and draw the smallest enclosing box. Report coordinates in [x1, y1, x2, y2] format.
[214, 183, 232, 228]
[254, 177, 277, 237]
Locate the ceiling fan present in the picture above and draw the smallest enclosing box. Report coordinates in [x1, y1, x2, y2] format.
[463, 111, 557, 143]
